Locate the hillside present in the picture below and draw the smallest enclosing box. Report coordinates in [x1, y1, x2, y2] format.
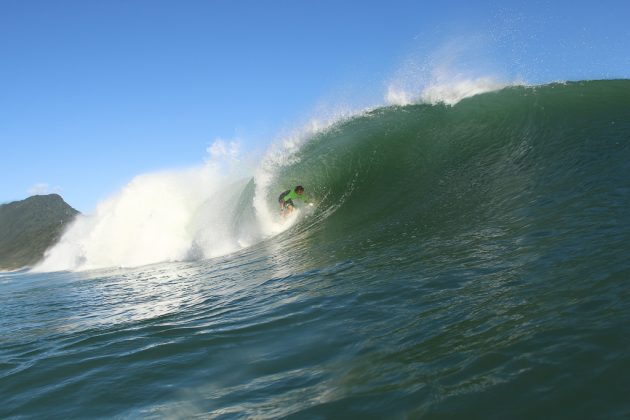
[0, 194, 79, 270]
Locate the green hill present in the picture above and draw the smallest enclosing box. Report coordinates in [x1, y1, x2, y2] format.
[0, 194, 79, 270]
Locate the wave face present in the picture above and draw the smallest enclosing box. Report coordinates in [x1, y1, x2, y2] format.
[273, 80, 630, 258]
[8, 80, 629, 417]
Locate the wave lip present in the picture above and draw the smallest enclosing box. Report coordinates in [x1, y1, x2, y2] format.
[387, 76, 510, 106]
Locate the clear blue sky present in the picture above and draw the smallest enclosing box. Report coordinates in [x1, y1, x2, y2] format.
[2, 0, 629, 212]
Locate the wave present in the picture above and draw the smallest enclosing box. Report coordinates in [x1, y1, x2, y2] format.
[34, 79, 630, 272]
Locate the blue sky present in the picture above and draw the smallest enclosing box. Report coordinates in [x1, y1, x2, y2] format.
[2, 0, 629, 212]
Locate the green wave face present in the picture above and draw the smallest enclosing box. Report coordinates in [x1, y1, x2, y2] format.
[263, 81, 630, 260]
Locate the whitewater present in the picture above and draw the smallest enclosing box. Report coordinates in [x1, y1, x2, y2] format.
[2, 78, 630, 418]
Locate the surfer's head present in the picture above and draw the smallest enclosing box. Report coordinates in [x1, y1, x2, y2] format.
[295, 186, 304, 195]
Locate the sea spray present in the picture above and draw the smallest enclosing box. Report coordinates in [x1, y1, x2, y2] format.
[385, 35, 516, 106]
[35, 166, 221, 271]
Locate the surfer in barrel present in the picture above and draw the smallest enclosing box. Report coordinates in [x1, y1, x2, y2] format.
[278, 185, 310, 215]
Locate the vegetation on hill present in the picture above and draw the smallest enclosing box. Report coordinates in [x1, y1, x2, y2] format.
[0, 194, 79, 270]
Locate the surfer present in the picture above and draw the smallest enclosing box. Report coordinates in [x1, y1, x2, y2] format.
[278, 185, 308, 215]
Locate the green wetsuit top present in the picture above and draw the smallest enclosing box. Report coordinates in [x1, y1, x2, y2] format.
[281, 189, 308, 203]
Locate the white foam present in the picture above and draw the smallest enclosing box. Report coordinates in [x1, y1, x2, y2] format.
[385, 36, 519, 106]
[33, 140, 254, 272]
[35, 168, 210, 271]
[420, 76, 507, 105]
[386, 71, 509, 107]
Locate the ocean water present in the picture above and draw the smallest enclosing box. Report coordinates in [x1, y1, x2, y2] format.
[2, 80, 630, 418]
